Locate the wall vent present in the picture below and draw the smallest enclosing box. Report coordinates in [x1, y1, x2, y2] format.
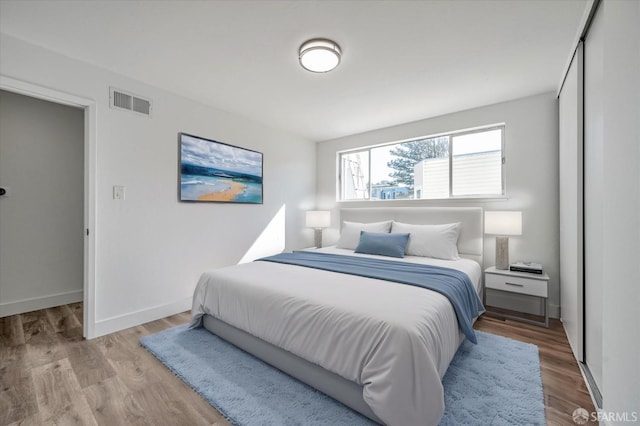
[109, 87, 152, 117]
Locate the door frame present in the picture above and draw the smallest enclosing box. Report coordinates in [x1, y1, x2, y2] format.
[0, 75, 97, 338]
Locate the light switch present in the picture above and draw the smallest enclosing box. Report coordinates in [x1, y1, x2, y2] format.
[113, 185, 125, 200]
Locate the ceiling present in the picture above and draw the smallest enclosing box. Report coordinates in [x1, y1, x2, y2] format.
[0, 0, 586, 142]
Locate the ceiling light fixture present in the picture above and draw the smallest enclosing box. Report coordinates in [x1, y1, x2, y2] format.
[298, 38, 341, 73]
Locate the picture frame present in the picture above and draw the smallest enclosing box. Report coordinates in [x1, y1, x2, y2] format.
[179, 132, 263, 204]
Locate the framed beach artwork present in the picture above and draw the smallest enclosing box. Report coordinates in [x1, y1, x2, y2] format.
[179, 132, 263, 204]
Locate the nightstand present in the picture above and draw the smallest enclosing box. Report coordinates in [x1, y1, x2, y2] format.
[484, 266, 549, 327]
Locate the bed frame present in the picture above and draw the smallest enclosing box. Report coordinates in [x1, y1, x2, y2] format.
[202, 207, 483, 424]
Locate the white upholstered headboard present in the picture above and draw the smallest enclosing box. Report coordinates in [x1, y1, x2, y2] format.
[340, 207, 484, 265]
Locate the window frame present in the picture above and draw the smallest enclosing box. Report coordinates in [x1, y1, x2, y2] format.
[337, 124, 506, 202]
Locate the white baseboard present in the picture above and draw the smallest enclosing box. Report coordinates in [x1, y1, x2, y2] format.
[91, 297, 192, 339]
[0, 290, 83, 318]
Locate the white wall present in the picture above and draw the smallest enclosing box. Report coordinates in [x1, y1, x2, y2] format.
[599, 0, 640, 421]
[316, 92, 560, 317]
[0, 90, 84, 316]
[0, 33, 316, 336]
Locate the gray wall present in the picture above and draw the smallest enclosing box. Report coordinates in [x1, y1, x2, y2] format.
[316, 92, 560, 317]
[0, 89, 84, 315]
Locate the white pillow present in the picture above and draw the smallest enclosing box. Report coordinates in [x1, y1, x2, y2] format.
[336, 220, 392, 250]
[391, 221, 461, 260]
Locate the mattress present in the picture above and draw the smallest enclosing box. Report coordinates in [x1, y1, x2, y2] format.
[191, 248, 482, 426]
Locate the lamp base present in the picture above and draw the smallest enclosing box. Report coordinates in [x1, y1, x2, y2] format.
[314, 229, 323, 248]
[495, 236, 509, 270]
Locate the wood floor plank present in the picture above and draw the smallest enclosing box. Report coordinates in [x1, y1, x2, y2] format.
[45, 305, 82, 333]
[0, 314, 25, 348]
[66, 334, 116, 389]
[0, 339, 27, 369]
[94, 326, 167, 393]
[67, 302, 83, 326]
[22, 310, 67, 368]
[58, 325, 84, 343]
[546, 402, 599, 426]
[0, 345, 39, 425]
[131, 383, 224, 426]
[141, 317, 173, 335]
[82, 376, 150, 426]
[31, 358, 98, 425]
[164, 311, 192, 327]
[5, 412, 46, 426]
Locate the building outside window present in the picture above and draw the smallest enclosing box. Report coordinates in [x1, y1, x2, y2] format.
[339, 125, 504, 201]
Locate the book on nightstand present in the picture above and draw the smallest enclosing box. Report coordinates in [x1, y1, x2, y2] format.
[509, 261, 543, 274]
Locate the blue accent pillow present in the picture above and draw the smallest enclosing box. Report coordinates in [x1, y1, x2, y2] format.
[354, 231, 410, 258]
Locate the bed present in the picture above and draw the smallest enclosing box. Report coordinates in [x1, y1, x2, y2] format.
[190, 207, 484, 426]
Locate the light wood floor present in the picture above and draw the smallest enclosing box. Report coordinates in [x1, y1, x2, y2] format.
[1, 303, 596, 426]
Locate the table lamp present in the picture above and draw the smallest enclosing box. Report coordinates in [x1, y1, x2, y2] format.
[306, 211, 331, 248]
[484, 211, 522, 270]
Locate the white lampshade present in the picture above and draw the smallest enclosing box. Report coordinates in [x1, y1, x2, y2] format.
[484, 211, 522, 236]
[306, 210, 331, 228]
[299, 39, 341, 73]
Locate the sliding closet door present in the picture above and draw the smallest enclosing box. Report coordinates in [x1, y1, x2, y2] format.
[558, 43, 584, 362]
[583, 6, 604, 392]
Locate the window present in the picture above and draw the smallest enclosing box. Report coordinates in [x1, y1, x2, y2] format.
[339, 125, 504, 201]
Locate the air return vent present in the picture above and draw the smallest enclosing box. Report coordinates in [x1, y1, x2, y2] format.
[109, 87, 152, 117]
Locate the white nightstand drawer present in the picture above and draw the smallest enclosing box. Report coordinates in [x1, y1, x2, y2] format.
[485, 273, 548, 298]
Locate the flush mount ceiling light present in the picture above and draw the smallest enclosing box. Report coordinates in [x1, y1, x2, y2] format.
[298, 38, 341, 73]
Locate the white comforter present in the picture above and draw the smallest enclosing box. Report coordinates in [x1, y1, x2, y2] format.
[191, 247, 481, 426]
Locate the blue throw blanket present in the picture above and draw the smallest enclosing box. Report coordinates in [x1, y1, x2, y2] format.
[257, 252, 485, 344]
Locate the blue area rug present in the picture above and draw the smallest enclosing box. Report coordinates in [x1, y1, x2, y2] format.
[140, 325, 545, 426]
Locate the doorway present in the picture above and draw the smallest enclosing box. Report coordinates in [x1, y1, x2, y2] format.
[0, 76, 96, 338]
[0, 89, 83, 318]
